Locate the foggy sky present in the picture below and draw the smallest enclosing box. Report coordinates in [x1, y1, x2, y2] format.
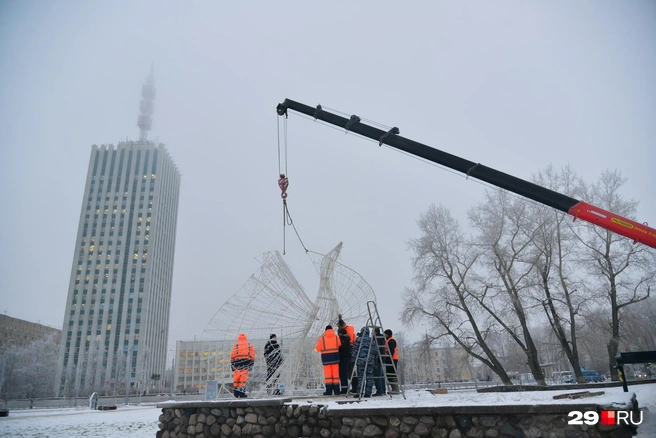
[1, 1, 655, 352]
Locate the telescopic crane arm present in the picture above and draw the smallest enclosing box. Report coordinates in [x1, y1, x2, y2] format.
[276, 98, 656, 249]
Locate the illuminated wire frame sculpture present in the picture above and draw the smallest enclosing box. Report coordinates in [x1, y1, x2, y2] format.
[200, 242, 377, 397]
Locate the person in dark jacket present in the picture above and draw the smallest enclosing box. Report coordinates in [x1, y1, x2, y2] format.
[372, 327, 387, 396]
[384, 329, 400, 394]
[351, 327, 378, 397]
[337, 327, 352, 394]
[264, 334, 283, 395]
[338, 314, 357, 392]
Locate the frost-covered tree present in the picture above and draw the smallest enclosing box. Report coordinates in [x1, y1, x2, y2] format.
[573, 170, 656, 380]
[0, 349, 19, 401]
[526, 166, 589, 383]
[0, 333, 59, 400]
[620, 295, 656, 351]
[403, 204, 513, 384]
[469, 190, 546, 386]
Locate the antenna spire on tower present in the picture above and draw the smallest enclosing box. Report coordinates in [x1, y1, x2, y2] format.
[137, 63, 156, 141]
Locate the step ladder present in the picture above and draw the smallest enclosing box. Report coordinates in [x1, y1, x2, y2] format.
[348, 301, 405, 399]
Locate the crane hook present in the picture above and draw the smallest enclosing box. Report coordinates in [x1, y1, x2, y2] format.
[278, 174, 289, 199]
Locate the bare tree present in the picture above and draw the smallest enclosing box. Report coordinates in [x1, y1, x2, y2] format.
[21, 333, 59, 400]
[0, 349, 19, 401]
[469, 190, 547, 385]
[526, 166, 588, 383]
[0, 333, 59, 400]
[403, 204, 513, 384]
[621, 295, 656, 350]
[573, 170, 656, 380]
[86, 338, 103, 394]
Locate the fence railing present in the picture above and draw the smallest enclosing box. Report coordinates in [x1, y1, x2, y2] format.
[402, 381, 503, 391]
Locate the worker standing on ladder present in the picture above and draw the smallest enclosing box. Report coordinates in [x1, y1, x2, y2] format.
[352, 327, 379, 397]
[384, 329, 400, 394]
[316, 325, 341, 395]
[373, 327, 387, 396]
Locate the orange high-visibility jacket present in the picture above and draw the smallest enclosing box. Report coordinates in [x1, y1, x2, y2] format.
[344, 324, 356, 346]
[231, 333, 255, 370]
[386, 336, 399, 360]
[316, 329, 341, 365]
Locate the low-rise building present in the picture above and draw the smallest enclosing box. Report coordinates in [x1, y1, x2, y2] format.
[0, 314, 61, 357]
[174, 337, 289, 394]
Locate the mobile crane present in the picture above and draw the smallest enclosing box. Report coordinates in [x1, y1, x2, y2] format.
[276, 98, 656, 249]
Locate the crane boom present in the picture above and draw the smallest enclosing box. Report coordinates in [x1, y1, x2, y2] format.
[276, 98, 656, 249]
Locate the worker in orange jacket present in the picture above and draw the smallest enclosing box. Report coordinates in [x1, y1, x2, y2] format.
[230, 333, 255, 398]
[384, 329, 400, 394]
[316, 325, 341, 395]
[338, 314, 356, 346]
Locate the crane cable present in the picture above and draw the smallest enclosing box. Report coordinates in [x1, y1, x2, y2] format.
[277, 115, 308, 255]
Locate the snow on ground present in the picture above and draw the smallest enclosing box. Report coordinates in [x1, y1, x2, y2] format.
[1, 384, 654, 437]
[0, 404, 161, 438]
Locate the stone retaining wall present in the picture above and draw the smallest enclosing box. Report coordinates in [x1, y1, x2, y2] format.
[156, 399, 637, 438]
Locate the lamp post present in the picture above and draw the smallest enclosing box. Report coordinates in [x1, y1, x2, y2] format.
[125, 344, 137, 406]
[422, 323, 434, 385]
[125, 350, 130, 406]
[170, 349, 175, 399]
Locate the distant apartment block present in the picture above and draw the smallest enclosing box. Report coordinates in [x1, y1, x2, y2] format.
[402, 344, 472, 384]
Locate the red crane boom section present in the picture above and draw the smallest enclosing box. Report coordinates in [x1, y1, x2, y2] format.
[569, 201, 656, 248]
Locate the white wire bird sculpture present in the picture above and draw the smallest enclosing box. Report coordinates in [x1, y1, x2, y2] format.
[200, 242, 377, 397]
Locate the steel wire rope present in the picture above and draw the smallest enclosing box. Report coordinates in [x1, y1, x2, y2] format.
[321, 105, 392, 130]
[289, 111, 566, 220]
[276, 115, 310, 254]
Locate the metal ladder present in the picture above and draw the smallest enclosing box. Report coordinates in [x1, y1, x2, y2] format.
[349, 301, 405, 399]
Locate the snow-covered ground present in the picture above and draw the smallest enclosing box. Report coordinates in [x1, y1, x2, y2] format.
[2, 385, 654, 437]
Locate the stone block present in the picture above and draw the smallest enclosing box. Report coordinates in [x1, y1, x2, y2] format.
[362, 424, 383, 437]
[414, 422, 430, 436]
[385, 428, 400, 438]
[221, 423, 232, 436]
[465, 428, 483, 438]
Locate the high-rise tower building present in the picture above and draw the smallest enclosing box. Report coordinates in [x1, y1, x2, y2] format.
[55, 69, 181, 397]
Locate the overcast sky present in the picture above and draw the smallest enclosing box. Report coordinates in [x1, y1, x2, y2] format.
[1, 2, 654, 350]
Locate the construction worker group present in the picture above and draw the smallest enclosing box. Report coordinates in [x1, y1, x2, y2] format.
[315, 314, 399, 397]
[229, 315, 399, 398]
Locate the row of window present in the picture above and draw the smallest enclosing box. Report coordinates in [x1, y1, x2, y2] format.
[72, 296, 142, 306]
[65, 320, 142, 341]
[76, 270, 147, 280]
[91, 173, 156, 182]
[88, 179, 156, 196]
[69, 306, 142, 315]
[86, 196, 154, 211]
[84, 208, 153, 222]
[179, 366, 230, 374]
[83, 216, 152, 229]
